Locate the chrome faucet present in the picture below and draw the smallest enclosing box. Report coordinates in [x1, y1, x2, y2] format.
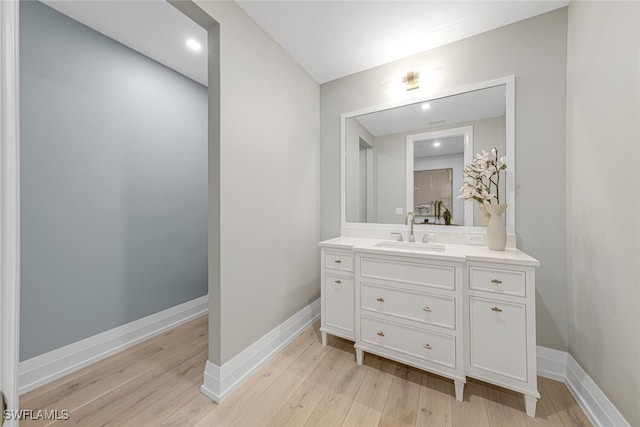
[405, 211, 416, 242]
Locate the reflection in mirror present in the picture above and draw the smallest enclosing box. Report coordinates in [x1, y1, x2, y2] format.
[407, 126, 470, 226]
[345, 84, 507, 227]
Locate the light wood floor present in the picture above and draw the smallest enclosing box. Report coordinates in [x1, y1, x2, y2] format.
[20, 316, 592, 427]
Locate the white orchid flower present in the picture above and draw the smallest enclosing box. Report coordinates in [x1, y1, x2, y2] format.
[459, 146, 506, 205]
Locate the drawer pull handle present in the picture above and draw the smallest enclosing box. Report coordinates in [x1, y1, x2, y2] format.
[377, 331, 385, 337]
[376, 297, 385, 302]
[424, 344, 432, 350]
[491, 279, 503, 284]
[334, 260, 342, 264]
[491, 307, 503, 312]
[334, 280, 341, 284]
[423, 306, 432, 312]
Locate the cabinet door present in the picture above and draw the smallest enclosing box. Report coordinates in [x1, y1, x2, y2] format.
[323, 274, 354, 334]
[469, 297, 527, 382]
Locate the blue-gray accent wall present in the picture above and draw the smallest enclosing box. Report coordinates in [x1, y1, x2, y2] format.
[19, 1, 208, 361]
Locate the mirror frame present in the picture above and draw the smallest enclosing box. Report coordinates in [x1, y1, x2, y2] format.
[340, 75, 515, 234]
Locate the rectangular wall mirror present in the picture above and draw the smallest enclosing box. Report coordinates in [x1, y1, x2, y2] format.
[341, 76, 515, 233]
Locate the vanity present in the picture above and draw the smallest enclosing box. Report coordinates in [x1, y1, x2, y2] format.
[324, 75, 541, 416]
[319, 237, 540, 417]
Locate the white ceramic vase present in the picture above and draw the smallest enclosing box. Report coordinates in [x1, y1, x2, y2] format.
[485, 204, 507, 251]
[478, 204, 490, 227]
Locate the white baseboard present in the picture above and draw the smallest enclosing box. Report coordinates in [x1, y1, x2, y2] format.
[536, 345, 567, 382]
[19, 295, 209, 394]
[201, 298, 321, 403]
[536, 346, 630, 427]
[565, 354, 630, 427]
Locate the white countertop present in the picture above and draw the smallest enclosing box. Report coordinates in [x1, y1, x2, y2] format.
[319, 236, 540, 267]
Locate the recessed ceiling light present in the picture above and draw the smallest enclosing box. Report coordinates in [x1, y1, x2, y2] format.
[421, 103, 431, 110]
[186, 39, 202, 51]
[433, 141, 441, 147]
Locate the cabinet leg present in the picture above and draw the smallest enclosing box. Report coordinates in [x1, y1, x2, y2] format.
[454, 380, 464, 402]
[321, 331, 327, 346]
[524, 395, 537, 417]
[356, 348, 364, 365]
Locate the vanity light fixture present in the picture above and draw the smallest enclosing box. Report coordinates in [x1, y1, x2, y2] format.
[421, 103, 431, 110]
[186, 39, 202, 51]
[402, 71, 420, 91]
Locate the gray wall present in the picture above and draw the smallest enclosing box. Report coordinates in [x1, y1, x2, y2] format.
[566, 2, 640, 425]
[321, 9, 569, 351]
[195, 0, 320, 366]
[19, 1, 208, 361]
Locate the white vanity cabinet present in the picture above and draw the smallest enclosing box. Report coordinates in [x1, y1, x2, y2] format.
[465, 261, 539, 416]
[318, 238, 540, 417]
[354, 252, 466, 401]
[320, 248, 355, 343]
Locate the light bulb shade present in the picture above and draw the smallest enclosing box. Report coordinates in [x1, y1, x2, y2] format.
[402, 71, 420, 91]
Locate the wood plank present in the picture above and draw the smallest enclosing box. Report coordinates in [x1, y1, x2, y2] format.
[342, 400, 382, 426]
[192, 326, 322, 427]
[266, 385, 324, 427]
[480, 383, 528, 427]
[302, 393, 353, 427]
[379, 365, 422, 427]
[119, 354, 208, 427]
[20, 340, 163, 409]
[539, 377, 592, 427]
[232, 370, 310, 427]
[151, 315, 208, 350]
[303, 347, 369, 427]
[23, 332, 208, 427]
[232, 330, 336, 426]
[20, 343, 166, 427]
[451, 379, 491, 427]
[520, 377, 566, 426]
[415, 372, 453, 427]
[49, 416, 79, 427]
[72, 348, 207, 426]
[327, 357, 369, 398]
[156, 393, 218, 427]
[353, 355, 394, 412]
[300, 338, 354, 394]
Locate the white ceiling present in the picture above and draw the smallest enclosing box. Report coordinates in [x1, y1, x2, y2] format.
[354, 84, 505, 136]
[236, 1, 569, 83]
[40, 0, 569, 87]
[414, 135, 464, 158]
[41, 0, 208, 86]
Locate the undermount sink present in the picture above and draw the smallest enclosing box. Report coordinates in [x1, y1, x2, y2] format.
[373, 241, 446, 253]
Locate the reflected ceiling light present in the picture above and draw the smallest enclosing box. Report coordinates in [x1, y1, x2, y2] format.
[402, 71, 420, 91]
[433, 141, 441, 147]
[186, 39, 202, 51]
[421, 103, 431, 110]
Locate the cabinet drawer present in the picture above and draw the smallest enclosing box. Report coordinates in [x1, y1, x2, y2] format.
[469, 267, 526, 297]
[323, 274, 354, 334]
[469, 297, 527, 382]
[324, 251, 354, 273]
[360, 316, 456, 369]
[360, 257, 455, 290]
[361, 283, 455, 329]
